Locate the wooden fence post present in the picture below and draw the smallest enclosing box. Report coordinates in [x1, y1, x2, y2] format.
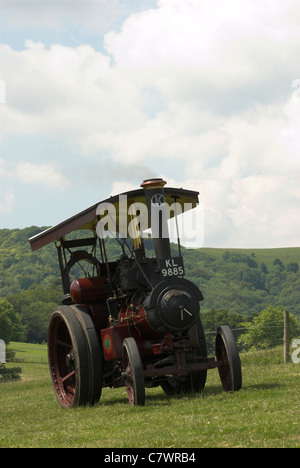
[284, 310, 290, 364]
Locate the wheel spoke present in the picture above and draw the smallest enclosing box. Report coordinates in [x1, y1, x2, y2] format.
[57, 338, 72, 349]
[62, 370, 75, 383]
[122, 338, 145, 407]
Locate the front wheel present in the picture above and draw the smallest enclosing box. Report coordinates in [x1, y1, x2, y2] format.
[122, 338, 145, 407]
[216, 325, 242, 392]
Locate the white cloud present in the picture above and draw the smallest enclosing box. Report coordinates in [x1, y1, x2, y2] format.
[0, 190, 14, 214]
[0, 79, 6, 104]
[105, 0, 300, 81]
[0, 158, 71, 216]
[227, 174, 300, 248]
[184, 95, 300, 247]
[1, 0, 300, 246]
[110, 180, 137, 196]
[15, 162, 71, 189]
[1, 0, 142, 36]
[0, 159, 14, 214]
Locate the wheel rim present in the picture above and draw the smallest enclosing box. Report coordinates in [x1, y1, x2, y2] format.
[48, 314, 76, 408]
[122, 338, 145, 407]
[216, 333, 232, 391]
[183, 318, 207, 393]
[215, 325, 242, 392]
[123, 354, 135, 406]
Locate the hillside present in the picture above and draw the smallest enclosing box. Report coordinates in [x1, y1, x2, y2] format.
[183, 246, 300, 316]
[0, 227, 299, 342]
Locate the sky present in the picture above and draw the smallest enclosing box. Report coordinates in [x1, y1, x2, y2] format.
[0, 0, 299, 248]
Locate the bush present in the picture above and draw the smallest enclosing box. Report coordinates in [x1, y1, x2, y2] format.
[238, 305, 300, 351]
[0, 363, 22, 383]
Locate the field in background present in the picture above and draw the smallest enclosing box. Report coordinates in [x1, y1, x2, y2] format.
[0, 342, 299, 448]
[200, 247, 300, 266]
[8, 341, 48, 363]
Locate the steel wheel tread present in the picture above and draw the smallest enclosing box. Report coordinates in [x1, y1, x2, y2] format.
[48, 306, 90, 408]
[216, 325, 242, 392]
[70, 304, 103, 406]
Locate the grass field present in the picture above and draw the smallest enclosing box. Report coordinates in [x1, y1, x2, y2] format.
[0, 342, 299, 448]
[201, 246, 300, 267]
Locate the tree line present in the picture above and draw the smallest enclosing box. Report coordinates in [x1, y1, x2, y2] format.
[0, 227, 299, 346]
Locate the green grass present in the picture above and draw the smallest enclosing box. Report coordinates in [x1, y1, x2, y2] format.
[8, 341, 48, 363]
[0, 342, 299, 448]
[200, 247, 300, 268]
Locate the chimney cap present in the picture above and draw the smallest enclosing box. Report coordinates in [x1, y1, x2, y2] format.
[140, 178, 167, 189]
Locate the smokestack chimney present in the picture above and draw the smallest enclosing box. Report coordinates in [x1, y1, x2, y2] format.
[141, 178, 171, 260]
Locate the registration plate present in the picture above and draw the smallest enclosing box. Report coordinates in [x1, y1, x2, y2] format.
[159, 257, 185, 277]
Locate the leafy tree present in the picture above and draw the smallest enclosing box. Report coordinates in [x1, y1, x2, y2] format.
[201, 308, 245, 351]
[0, 301, 13, 343]
[260, 262, 268, 274]
[0, 299, 23, 344]
[273, 258, 285, 271]
[24, 301, 57, 343]
[286, 262, 299, 273]
[238, 305, 300, 351]
[6, 282, 61, 343]
[202, 308, 244, 333]
[241, 268, 266, 290]
[1, 227, 300, 341]
[247, 257, 258, 268]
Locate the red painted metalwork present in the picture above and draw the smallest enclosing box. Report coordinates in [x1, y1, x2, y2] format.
[70, 277, 106, 304]
[101, 325, 153, 362]
[29, 178, 242, 408]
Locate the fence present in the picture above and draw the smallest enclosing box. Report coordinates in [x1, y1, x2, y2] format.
[205, 310, 298, 364]
[4, 311, 300, 367]
[6, 343, 48, 364]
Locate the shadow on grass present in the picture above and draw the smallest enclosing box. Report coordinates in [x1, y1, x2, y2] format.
[98, 386, 222, 407]
[96, 379, 284, 408]
[98, 391, 171, 407]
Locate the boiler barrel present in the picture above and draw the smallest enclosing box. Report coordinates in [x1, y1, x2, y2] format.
[70, 277, 107, 304]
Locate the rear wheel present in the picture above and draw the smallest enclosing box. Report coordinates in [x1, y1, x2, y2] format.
[216, 325, 242, 392]
[161, 377, 181, 395]
[48, 306, 89, 408]
[122, 338, 145, 407]
[70, 305, 103, 405]
[161, 318, 207, 395]
[182, 318, 207, 393]
[48, 305, 103, 408]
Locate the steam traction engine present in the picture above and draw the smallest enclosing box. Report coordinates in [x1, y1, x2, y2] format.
[29, 179, 242, 408]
